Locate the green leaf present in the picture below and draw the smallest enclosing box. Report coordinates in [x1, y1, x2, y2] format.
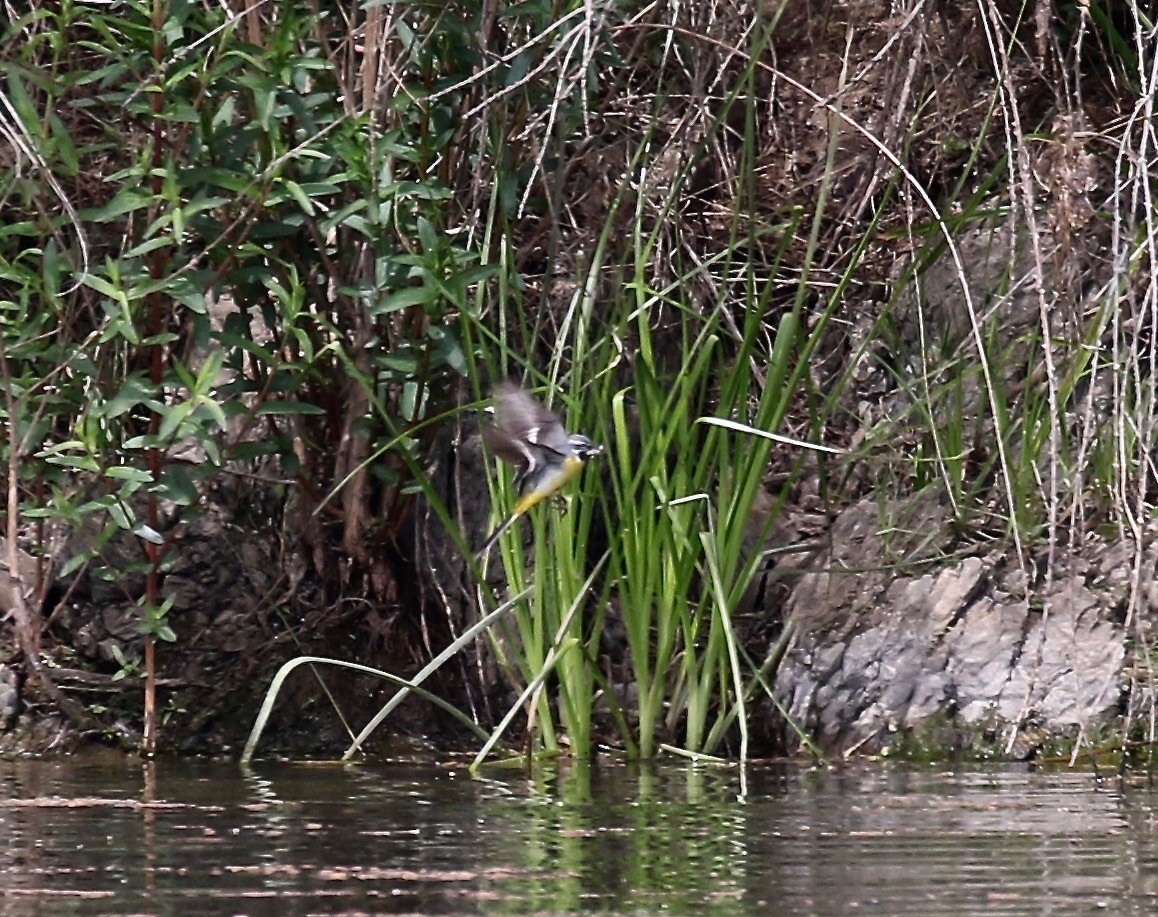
[5, 70, 41, 138]
[373, 286, 436, 316]
[155, 467, 199, 505]
[49, 114, 80, 176]
[378, 352, 419, 375]
[432, 327, 466, 374]
[37, 439, 87, 456]
[257, 400, 325, 415]
[171, 358, 197, 390]
[82, 189, 154, 222]
[165, 274, 210, 313]
[395, 17, 415, 48]
[158, 402, 193, 440]
[76, 495, 116, 514]
[321, 201, 367, 234]
[341, 214, 373, 237]
[105, 466, 154, 483]
[254, 86, 275, 131]
[0, 221, 39, 240]
[124, 235, 174, 259]
[60, 551, 95, 578]
[103, 376, 156, 418]
[183, 195, 233, 217]
[291, 326, 315, 362]
[417, 215, 438, 252]
[140, 332, 181, 346]
[283, 179, 315, 215]
[457, 264, 499, 287]
[397, 182, 452, 201]
[180, 167, 251, 193]
[124, 434, 166, 449]
[80, 273, 125, 302]
[108, 501, 133, 529]
[131, 522, 164, 544]
[44, 454, 101, 473]
[198, 396, 229, 431]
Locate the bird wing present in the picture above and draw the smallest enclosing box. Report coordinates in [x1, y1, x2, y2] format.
[484, 383, 571, 467]
[482, 422, 537, 471]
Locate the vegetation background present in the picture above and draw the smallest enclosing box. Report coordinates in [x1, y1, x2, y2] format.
[1, 0, 1155, 761]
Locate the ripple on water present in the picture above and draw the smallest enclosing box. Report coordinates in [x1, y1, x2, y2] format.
[1, 760, 1156, 914]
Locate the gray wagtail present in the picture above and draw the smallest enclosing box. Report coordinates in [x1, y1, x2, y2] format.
[476, 382, 603, 560]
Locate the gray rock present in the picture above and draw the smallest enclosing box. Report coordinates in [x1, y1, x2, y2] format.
[775, 496, 1128, 756]
[0, 664, 18, 730]
[0, 537, 38, 615]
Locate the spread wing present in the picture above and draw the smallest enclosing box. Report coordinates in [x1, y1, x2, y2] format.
[482, 383, 570, 471]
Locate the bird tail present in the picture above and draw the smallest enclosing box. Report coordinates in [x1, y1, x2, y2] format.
[475, 511, 522, 562]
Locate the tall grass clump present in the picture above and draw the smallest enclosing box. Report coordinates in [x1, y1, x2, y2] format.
[469, 200, 851, 760]
[459, 9, 862, 760]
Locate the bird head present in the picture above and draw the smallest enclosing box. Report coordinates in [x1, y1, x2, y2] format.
[566, 433, 604, 460]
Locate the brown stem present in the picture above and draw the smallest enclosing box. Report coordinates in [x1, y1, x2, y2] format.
[142, 0, 171, 757]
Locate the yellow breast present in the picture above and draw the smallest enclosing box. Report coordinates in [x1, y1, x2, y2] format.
[512, 456, 585, 515]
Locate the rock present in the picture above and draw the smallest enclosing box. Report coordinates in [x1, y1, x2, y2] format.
[776, 497, 1128, 756]
[101, 606, 140, 642]
[0, 664, 18, 731]
[0, 537, 39, 615]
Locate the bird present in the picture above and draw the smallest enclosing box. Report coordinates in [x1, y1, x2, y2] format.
[476, 382, 603, 560]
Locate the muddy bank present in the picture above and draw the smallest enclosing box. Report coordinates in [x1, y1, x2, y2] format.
[0, 450, 1146, 762]
[0, 474, 464, 758]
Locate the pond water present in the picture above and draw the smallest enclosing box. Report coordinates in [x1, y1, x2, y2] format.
[1, 753, 1156, 914]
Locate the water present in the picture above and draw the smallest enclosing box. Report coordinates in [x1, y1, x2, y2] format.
[2, 753, 1157, 914]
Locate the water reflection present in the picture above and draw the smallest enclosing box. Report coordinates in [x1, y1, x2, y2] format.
[1, 755, 1156, 913]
